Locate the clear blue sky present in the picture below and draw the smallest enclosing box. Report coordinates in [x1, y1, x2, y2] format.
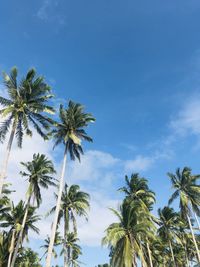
[1, 0, 200, 266]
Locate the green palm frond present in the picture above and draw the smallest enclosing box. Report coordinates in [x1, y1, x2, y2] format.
[0, 67, 55, 147]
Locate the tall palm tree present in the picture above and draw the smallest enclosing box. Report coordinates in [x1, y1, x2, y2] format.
[15, 247, 42, 267]
[157, 206, 181, 267]
[47, 183, 89, 267]
[10, 153, 56, 267]
[103, 201, 153, 267]
[40, 232, 62, 261]
[0, 67, 55, 195]
[0, 200, 40, 267]
[119, 173, 156, 266]
[60, 232, 81, 267]
[119, 173, 156, 211]
[45, 100, 95, 267]
[70, 247, 82, 267]
[0, 231, 10, 266]
[168, 167, 200, 263]
[0, 184, 12, 221]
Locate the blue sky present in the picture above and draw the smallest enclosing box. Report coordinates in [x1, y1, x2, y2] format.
[1, 0, 200, 266]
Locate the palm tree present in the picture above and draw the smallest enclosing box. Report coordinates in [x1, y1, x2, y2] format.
[45, 100, 95, 267]
[103, 201, 153, 267]
[119, 173, 156, 266]
[0, 200, 40, 267]
[0, 231, 10, 266]
[168, 167, 200, 263]
[0, 184, 12, 221]
[119, 173, 156, 211]
[47, 183, 89, 267]
[15, 247, 42, 267]
[60, 232, 81, 267]
[40, 232, 62, 261]
[10, 153, 56, 267]
[0, 67, 55, 195]
[157, 206, 181, 267]
[70, 247, 82, 267]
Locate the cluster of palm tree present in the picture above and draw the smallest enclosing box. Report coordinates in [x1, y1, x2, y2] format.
[0, 67, 95, 266]
[1, 67, 200, 267]
[103, 170, 200, 267]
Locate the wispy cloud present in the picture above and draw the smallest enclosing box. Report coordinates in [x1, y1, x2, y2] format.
[170, 95, 200, 136]
[36, 0, 66, 26]
[124, 155, 154, 172]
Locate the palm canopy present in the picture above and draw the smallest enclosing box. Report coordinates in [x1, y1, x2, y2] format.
[0, 67, 55, 147]
[48, 183, 90, 232]
[60, 232, 82, 265]
[102, 201, 154, 267]
[0, 231, 10, 265]
[168, 167, 200, 218]
[51, 100, 95, 161]
[20, 153, 56, 207]
[40, 232, 62, 260]
[157, 206, 181, 243]
[119, 173, 156, 211]
[0, 184, 12, 216]
[0, 200, 40, 239]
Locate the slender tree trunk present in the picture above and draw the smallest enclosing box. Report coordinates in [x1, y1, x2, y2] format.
[129, 233, 137, 267]
[64, 209, 69, 267]
[45, 148, 67, 267]
[186, 214, 200, 263]
[146, 240, 153, 267]
[185, 247, 190, 267]
[139, 241, 147, 267]
[10, 195, 31, 267]
[67, 246, 70, 266]
[169, 240, 176, 267]
[7, 229, 16, 267]
[194, 212, 200, 231]
[71, 211, 77, 234]
[0, 120, 17, 196]
[128, 233, 136, 267]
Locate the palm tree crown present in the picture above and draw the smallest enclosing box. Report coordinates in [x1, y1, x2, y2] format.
[103, 201, 154, 267]
[0, 67, 55, 146]
[119, 173, 156, 211]
[51, 100, 95, 160]
[20, 153, 56, 207]
[49, 184, 90, 232]
[168, 167, 200, 218]
[0, 200, 40, 239]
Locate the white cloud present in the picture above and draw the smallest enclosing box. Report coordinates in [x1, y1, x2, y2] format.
[124, 155, 154, 172]
[78, 195, 119, 246]
[36, 0, 66, 26]
[37, 0, 52, 21]
[69, 150, 121, 183]
[170, 97, 200, 136]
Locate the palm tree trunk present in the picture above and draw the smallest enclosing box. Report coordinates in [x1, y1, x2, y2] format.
[139, 241, 147, 267]
[128, 233, 136, 267]
[7, 229, 16, 267]
[146, 240, 153, 267]
[71, 211, 77, 234]
[186, 214, 200, 263]
[67, 246, 70, 266]
[169, 240, 176, 267]
[10, 195, 31, 267]
[45, 148, 67, 267]
[193, 212, 200, 231]
[0, 120, 17, 196]
[64, 209, 69, 267]
[185, 250, 190, 267]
